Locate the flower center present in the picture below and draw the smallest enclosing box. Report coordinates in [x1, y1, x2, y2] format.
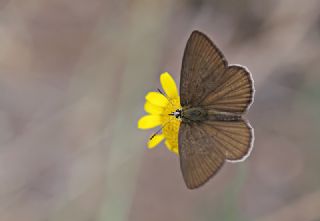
[161, 97, 181, 153]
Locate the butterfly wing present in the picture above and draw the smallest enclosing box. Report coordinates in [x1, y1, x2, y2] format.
[201, 119, 254, 161]
[180, 31, 254, 113]
[180, 31, 227, 107]
[200, 65, 254, 113]
[179, 119, 253, 189]
[179, 122, 225, 189]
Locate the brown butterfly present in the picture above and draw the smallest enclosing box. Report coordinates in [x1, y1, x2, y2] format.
[175, 30, 254, 189]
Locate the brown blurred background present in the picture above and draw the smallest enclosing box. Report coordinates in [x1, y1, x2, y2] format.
[0, 0, 320, 221]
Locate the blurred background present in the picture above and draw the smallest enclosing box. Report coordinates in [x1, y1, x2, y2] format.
[0, 0, 319, 220]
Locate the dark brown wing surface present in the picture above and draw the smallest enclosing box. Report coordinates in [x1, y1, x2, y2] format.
[179, 119, 253, 188]
[201, 65, 254, 113]
[201, 119, 253, 161]
[180, 31, 254, 113]
[179, 122, 225, 189]
[180, 31, 227, 107]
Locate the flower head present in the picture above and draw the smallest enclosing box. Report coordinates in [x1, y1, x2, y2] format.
[138, 72, 181, 154]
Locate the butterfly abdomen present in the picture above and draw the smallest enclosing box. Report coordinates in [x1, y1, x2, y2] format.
[210, 114, 241, 121]
[182, 107, 241, 122]
[203, 109, 242, 121]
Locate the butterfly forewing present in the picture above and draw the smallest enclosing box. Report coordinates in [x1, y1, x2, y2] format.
[179, 123, 225, 189]
[180, 31, 227, 107]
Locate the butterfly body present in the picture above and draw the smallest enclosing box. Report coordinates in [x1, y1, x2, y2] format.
[181, 107, 241, 123]
[178, 31, 254, 189]
[181, 107, 208, 122]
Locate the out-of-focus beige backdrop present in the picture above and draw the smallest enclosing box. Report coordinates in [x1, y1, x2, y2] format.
[0, 0, 319, 221]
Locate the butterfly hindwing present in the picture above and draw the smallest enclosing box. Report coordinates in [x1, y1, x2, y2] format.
[200, 65, 254, 113]
[201, 119, 253, 161]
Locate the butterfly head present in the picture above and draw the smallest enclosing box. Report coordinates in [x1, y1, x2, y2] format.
[169, 109, 182, 119]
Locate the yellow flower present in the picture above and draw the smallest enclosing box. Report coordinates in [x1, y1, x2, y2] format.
[138, 72, 181, 154]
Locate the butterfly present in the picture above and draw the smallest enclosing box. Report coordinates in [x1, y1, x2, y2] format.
[175, 30, 254, 189]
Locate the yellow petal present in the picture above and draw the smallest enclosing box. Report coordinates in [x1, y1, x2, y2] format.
[160, 72, 179, 98]
[165, 140, 179, 155]
[138, 115, 162, 129]
[147, 134, 164, 149]
[144, 101, 163, 114]
[171, 147, 179, 154]
[145, 92, 168, 107]
[165, 140, 172, 149]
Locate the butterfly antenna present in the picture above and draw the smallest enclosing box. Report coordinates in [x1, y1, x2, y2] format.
[149, 127, 163, 140]
[157, 88, 164, 95]
[157, 88, 175, 106]
[149, 117, 175, 140]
